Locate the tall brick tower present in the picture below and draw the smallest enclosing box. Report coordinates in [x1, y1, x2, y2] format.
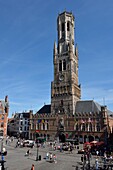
[51, 11, 81, 116]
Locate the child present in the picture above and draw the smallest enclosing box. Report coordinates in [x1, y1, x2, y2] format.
[53, 154, 57, 163]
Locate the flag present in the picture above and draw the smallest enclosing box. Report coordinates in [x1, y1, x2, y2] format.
[42, 119, 44, 123]
[38, 119, 41, 123]
[74, 118, 78, 125]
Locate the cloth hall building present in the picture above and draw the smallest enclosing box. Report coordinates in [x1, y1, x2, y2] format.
[29, 11, 113, 143]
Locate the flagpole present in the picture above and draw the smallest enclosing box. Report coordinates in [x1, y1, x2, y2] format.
[35, 119, 39, 161]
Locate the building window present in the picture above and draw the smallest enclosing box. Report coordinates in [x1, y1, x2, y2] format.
[1, 116, 4, 120]
[67, 21, 70, 31]
[63, 59, 66, 70]
[61, 23, 65, 39]
[59, 60, 62, 71]
[47, 123, 49, 130]
[76, 124, 78, 131]
[62, 23, 65, 32]
[96, 118, 99, 121]
[43, 123, 45, 130]
[86, 124, 88, 131]
[96, 123, 100, 132]
[82, 124, 85, 131]
[89, 123, 92, 131]
[41, 123, 43, 130]
[78, 124, 81, 131]
[1, 122, 4, 128]
[37, 123, 39, 130]
[24, 126, 26, 131]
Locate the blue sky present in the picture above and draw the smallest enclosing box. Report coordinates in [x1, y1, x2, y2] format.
[0, 0, 113, 117]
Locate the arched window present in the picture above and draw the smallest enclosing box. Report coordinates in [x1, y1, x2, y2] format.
[86, 124, 88, 131]
[61, 23, 65, 39]
[1, 122, 4, 128]
[63, 59, 66, 70]
[89, 123, 92, 131]
[41, 123, 43, 130]
[59, 60, 62, 71]
[1, 116, 4, 120]
[96, 123, 100, 132]
[67, 21, 70, 31]
[82, 124, 85, 131]
[62, 23, 65, 32]
[76, 124, 79, 131]
[47, 122, 49, 130]
[43, 123, 45, 130]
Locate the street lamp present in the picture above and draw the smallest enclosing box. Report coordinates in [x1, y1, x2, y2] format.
[1, 138, 3, 154]
[36, 140, 39, 161]
[0, 138, 6, 170]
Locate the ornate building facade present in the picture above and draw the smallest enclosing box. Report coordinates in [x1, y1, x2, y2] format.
[0, 95, 9, 137]
[29, 11, 113, 143]
[7, 110, 32, 139]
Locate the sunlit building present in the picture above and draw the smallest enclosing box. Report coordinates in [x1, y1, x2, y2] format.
[0, 95, 9, 137]
[29, 11, 113, 143]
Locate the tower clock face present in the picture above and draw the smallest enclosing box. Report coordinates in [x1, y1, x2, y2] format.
[59, 74, 64, 81]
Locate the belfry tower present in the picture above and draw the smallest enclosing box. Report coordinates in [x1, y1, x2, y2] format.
[51, 11, 81, 116]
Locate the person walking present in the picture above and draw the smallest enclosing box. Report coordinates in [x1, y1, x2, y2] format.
[25, 149, 30, 156]
[53, 154, 57, 163]
[96, 150, 99, 156]
[95, 158, 99, 170]
[31, 164, 34, 170]
[70, 145, 73, 153]
[81, 155, 84, 164]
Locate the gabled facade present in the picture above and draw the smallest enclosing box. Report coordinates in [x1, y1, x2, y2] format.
[8, 110, 32, 139]
[0, 95, 9, 137]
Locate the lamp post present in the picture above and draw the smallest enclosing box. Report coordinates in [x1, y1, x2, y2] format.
[0, 138, 6, 170]
[1, 138, 3, 154]
[36, 140, 39, 161]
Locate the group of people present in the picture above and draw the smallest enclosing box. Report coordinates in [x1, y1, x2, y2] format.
[46, 152, 57, 163]
[80, 150, 93, 170]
